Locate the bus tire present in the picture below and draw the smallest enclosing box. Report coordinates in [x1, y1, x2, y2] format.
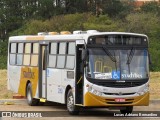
[26, 83, 39, 106]
[67, 89, 79, 115]
[120, 106, 133, 114]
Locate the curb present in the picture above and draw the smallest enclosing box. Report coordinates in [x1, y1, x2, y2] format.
[150, 100, 160, 104]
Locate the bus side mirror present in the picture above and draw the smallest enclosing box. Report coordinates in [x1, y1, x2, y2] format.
[149, 53, 152, 65]
[82, 49, 87, 62]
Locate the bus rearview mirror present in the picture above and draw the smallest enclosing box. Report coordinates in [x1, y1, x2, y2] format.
[149, 53, 152, 65]
[82, 49, 87, 61]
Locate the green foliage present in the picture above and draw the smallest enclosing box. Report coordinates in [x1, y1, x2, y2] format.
[0, 41, 8, 69]
[83, 15, 123, 31]
[12, 13, 91, 35]
[103, 0, 134, 18]
[121, 12, 160, 71]
[11, 12, 160, 71]
[12, 13, 124, 35]
[0, 1, 160, 71]
[141, 2, 160, 16]
[123, 13, 160, 35]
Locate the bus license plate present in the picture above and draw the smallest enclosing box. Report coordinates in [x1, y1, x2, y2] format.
[115, 98, 125, 102]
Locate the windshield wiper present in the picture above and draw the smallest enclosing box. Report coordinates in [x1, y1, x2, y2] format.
[126, 47, 135, 73]
[102, 46, 117, 71]
[126, 47, 135, 64]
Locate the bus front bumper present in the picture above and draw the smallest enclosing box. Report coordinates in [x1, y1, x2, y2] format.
[84, 92, 149, 107]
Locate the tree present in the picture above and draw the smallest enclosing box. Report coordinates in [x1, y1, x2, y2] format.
[102, 0, 134, 18]
[141, 1, 160, 16]
[123, 12, 160, 71]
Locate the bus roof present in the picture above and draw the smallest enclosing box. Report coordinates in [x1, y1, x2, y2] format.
[9, 31, 148, 42]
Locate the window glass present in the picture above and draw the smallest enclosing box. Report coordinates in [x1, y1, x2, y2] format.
[10, 54, 16, 65]
[25, 43, 31, 53]
[23, 54, 30, 65]
[31, 55, 38, 66]
[57, 56, 65, 68]
[66, 56, 75, 69]
[68, 42, 75, 54]
[18, 43, 23, 53]
[48, 55, 56, 67]
[59, 43, 66, 54]
[33, 43, 39, 54]
[50, 43, 57, 54]
[17, 54, 23, 65]
[11, 43, 17, 53]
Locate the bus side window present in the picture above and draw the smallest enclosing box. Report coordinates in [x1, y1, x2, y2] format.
[23, 43, 31, 66]
[66, 42, 75, 69]
[31, 43, 39, 66]
[10, 43, 17, 65]
[48, 42, 57, 68]
[16, 43, 23, 65]
[57, 42, 66, 68]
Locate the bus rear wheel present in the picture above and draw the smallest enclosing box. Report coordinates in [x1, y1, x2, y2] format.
[67, 89, 79, 115]
[120, 106, 133, 114]
[26, 83, 39, 106]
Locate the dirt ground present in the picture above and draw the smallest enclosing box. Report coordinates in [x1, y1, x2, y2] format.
[149, 72, 160, 99]
[0, 100, 160, 120]
[0, 70, 13, 99]
[0, 70, 160, 99]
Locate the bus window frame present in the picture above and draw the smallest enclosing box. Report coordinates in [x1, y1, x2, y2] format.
[9, 41, 39, 67]
[48, 42, 58, 68]
[9, 42, 17, 65]
[47, 41, 76, 70]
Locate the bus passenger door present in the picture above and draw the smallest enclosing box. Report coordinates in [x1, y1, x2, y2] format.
[39, 43, 48, 99]
[75, 44, 84, 104]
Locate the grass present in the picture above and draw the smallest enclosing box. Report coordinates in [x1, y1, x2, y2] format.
[0, 70, 13, 99]
[0, 70, 160, 99]
[149, 72, 160, 99]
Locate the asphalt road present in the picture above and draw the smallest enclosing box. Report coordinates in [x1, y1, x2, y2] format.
[0, 99, 160, 120]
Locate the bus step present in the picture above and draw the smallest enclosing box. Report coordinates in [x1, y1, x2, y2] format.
[40, 98, 46, 102]
[75, 104, 83, 106]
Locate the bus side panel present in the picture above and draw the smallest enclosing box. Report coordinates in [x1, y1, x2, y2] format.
[8, 66, 21, 93]
[61, 69, 75, 104]
[47, 68, 62, 103]
[18, 67, 39, 97]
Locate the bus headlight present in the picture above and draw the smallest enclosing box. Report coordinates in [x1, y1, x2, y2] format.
[88, 86, 93, 92]
[137, 92, 144, 96]
[88, 86, 102, 96]
[137, 85, 149, 96]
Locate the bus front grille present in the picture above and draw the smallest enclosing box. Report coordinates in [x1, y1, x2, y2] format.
[96, 81, 145, 88]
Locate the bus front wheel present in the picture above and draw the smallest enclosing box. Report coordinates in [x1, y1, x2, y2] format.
[120, 106, 133, 114]
[67, 89, 79, 115]
[26, 83, 39, 106]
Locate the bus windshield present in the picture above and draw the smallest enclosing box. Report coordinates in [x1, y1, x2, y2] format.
[86, 48, 149, 80]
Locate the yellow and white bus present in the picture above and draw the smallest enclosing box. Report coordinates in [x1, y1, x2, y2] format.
[8, 30, 149, 115]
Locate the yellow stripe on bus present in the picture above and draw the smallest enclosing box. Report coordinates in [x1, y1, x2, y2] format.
[84, 92, 149, 107]
[26, 36, 44, 40]
[18, 67, 39, 97]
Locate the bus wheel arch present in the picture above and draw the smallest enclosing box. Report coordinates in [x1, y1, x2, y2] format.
[25, 80, 31, 97]
[65, 85, 71, 104]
